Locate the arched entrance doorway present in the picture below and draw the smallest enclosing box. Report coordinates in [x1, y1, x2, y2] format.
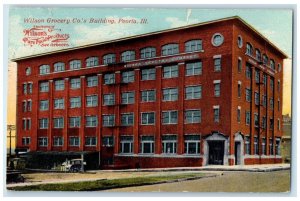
[234, 132, 244, 165]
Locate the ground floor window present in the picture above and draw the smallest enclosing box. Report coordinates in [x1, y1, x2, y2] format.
[254, 137, 258, 155]
[22, 137, 31, 146]
[120, 136, 133, 154]
[269, 138, 274, 155]
[69, 136, 80, 146]
[38, 137, 48, 147]
[53, 136, 63, 146]
[245, 136, 250, 155]
[162, 135, 177, 154]
[140, 136, 154, 154]
[261, 138, 266, 155]
[184, 135, 200, 154]
[275, 138, 281, 155]
[85, 136, 96, 146]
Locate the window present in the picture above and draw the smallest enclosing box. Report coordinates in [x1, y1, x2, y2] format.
[256, 49, 261, 61]
[185, 86, 202, 99]
[163, 88, 178, 101]
[163, 65, 178, 78]
[245, 136, 250, 155]
[22, 119, 27, 130]
[140, 47, 156, 59]
[140, 136, 154, 154]
[86, 116, 97, 127]
[39, 64, 50, 75]
[162, 44, 179, 56]
[237, 108, 241, 123]
[186, 61, 202, 76]
[246, 43, 253, 55]
[53, 137, 63, 146]
[212, 33, 224, 46]
[254, 92, 259, 105]
[121, 113, 134, 126]
[270, 78, 274, 91]
[122, 71, 135, 83]
[38, 137, 48, 147]
[255, 69, 260, 83]
[261, 138, 266, 155]
[238, 83, 241, 98]
[70, 78, 81, 89]
[185, 40, 202, 52]
[103, 94, 115, 105]
[102, 136, 114, 147]
[214, 82, 221, 97]
[277, 80, 280, 92]
[86, 95, 98, 107]
[278, 119, 281, 130]
[28, 83, 33, 94]
[214, 58, 221, 72]
[25, 67, 31, 75]
[184, 135, 200, 154]
[141, 68, 156, 80]
[246, 88, 251, 102]
[39, 118, 48, 129]
[238, 58, 242, 73]
[120, 136, 133, 154]
[103, 54, 116, 65]
[278, 63, 282, 72]
[54, 62, 65, 72]
[102, 115, 115, 127]
[162, 135, 177, 154]
[55, 80, 65, 91]
[54, 98, 64, 109]
[141, 90, 156, 102]
[70, 97, 81, 108]
[22, 101, 27, 112]
[269, 138, 274, 155]
[162, 111, 178, 124]
[262, 116, 266, 129]
[22, 84, 28, 95]
[237, 35, 243, 48]
[270, 118, 274, 130]
[262, 95, 267, 107]
[270, 59, 275, 70]
[246, 64, 252, 79]
[53, 117, 64, 128]
[121, 51, 135, 62]
[245, 111, 250, 125]
[121, 92, 135, 104]
[254, 113, 259, 127]
[69, 117, 80, 128]
[87, 76, 98, 87]
[22, 137, 31, 146]
[275, 138, 281, 155]
[39, 82, 49, 92]
[86, 57, 99, 67]
[40, 100, 49, 111]
[69, 137, 80, 146]
[270, 98, 274, 110]
[27, 119, 32, 130]
[85, 137, 96, 146]
[104, 73, 115, 84]
[254, 137, 258, 155]
[141, 112, 155, 125]
[185, 110, 201, 123]
[213, 107, 220, 123]
[263, 54, 269, 65]
[263, 74, 267, 86]
[69, 60, 81, 70]
[27, 101, 32, 111]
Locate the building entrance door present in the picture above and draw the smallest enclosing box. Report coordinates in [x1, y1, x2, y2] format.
[208, 140, 224, 165]
[235, 141, 241, 165]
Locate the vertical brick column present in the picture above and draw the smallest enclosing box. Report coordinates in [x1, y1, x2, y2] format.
[30, 81, 38, 151]
[114, 71, 121, 154]
[265, 75, 271, 155]
[133, 69, 140, 154]
[155, 66, 162, 154]
[63, 78, 69, 151]
[80, 76, 86, 151]
[48, 80, 53, 151]
[178, 62, 185, 154]
[250, 67, 255, 155]
[97, 74, 103, 152]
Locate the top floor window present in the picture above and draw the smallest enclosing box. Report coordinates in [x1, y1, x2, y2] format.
[162, 44, 179, 56]
[255, 49, 261, 61]
[39, 64, 50, 75]
[246, 43, 253, 55]
[86, 57, 99, 67]
[270, 59, 275, 70]
[103, 54, 116, 65]
[185, 40, 202, 52]
[69, 60, 81, 70]
[140, 47, 156, 59]
[54, 62, 65, 72]
[263, 54, 269, 65]
[121, 51, 135, 62]
[25, 67, 31, 76]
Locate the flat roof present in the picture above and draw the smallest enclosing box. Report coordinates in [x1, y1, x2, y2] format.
[12, 16, 288, 62]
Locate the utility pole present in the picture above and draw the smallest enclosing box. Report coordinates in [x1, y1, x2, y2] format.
[7, 125, 16, 158]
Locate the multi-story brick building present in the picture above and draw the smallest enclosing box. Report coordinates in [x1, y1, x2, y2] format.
[13, 16, 287, 169]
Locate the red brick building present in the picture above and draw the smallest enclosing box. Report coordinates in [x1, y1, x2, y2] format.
[13, 16, 287, 169]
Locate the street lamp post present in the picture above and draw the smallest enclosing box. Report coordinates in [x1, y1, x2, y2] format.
[7, 125, 16, 158]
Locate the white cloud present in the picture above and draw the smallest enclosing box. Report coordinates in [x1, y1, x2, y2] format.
[165, 17, 198, 28]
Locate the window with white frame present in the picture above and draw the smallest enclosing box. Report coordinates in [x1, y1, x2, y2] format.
[141, 90, 156, 102]
[86, 57, 99, 67]
[120, 136, 134, 154]
[163, 88, 178, 101]
[163, 65, 178, 78]
[214, 82, 221, 97]
[261, 138, 266, 155]
[269, 138, 274, 155]
[39, 64, 50, 75]
[104, 73, 115, 84]
[22, 101, 27, 112]
[185, 40, 202, 52]
[246, 88, 251, 102]
[69, 136, 80, 146]
[102, 136, 114, 147]
[40, 100, 49, 111]
[23, 83, 27, 94]
[162, 135, 177, 154]
[55, 80, 65, 91]
[141, 112, 155, 125]
[213, 107, 220, 123]
[121, 51, 135, 62]
[27, 100, 32, 111]
[53, 136, 63, 146]
[255, 92, 259, 105]
[254, 137, 258, 155]
[69, 60, 81, 70]
[103, 54, 116, 65]
[270, 59, 275, 70]
[54, 98, 64, 109]
[121, 71, 135, 83]
[38, 137, 48, 147]
[86, 116, 97, 127]
[184, 135, 200, 154]
[103, 94, 115, 105]
[245, 111, 250, 125]
[140, 47, 156, 59]
[121, 92, 134, 104]
[54, 62, 65, 72]
[255, 69, 260, 83]
[69, 117, 80, 128]
[121, 113, 134, 126]
[70, 78, 81, 89]
[70, 97, 81, 108]
[39, 118, 48, 129]
[25, 67, 31, 76]
[246, 43, 253, 55]
[22, 137, 31, 146]
[214, 58, 221, 72]
[161, 44, 179, 56]
[186, 61, 202, 76]
[86, 95, 98, 107]
[254, 113, 259, 127]
[275, 138, 281, 155]
[39, 81, 49, 92]
[140, 136, 154, 154]
[85, 136, 96, 146]
[162, 111, 178, 124]
[185, 110, 201, 124]
[141, 68, 156, 80]
[53, 117, 64, 128]
[243, 136, 250, 155]
[87, 76, 98, 87]
[246, 64, 252, 79]
[28, 83, 33, 94]
[102, 115, 115, 127]
[185, 85, 202, 99]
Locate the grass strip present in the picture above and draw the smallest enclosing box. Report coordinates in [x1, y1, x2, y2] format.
[8, 173, 207, 191]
